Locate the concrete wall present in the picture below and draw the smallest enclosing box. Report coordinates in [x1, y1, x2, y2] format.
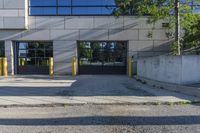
[137, 55, 200, 85]
[0, 0, 171, 75]
[0, 0, 27, 29]
[1, 16, 171, 75]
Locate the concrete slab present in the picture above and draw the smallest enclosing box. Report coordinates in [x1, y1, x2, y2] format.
[0, 75, 199, 107]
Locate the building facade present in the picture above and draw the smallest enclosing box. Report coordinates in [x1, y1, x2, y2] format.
[0, 0, 170, 75]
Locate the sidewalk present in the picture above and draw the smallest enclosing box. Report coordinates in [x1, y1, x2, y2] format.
[0, 75, 199, 107]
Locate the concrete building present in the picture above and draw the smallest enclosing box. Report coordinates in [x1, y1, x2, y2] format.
[0, 0, 170, 75]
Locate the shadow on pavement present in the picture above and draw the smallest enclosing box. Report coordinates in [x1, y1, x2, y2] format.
[0, 116, 199, 126]
[0, 75, 199, 105]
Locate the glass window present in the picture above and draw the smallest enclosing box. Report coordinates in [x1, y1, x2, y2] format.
[30, 0, 57, 6]
[78, 41, 127, 66]
[29, 0, 117, 15]
[45, 50, 53, 57]
[18, 50, 27, 57]
[0, 41, 5, 57]
[72, 0, 115, 6]
[17, 42, 53, 66]
[27, 50, 36, 57]
[30, 7, 57, 15]
[26, 58, 36, 66]
[19, 42, 28, 49]
[58, 7, 71, 15]
[73, 7, 115, 15]
[58, 0, 71, 6]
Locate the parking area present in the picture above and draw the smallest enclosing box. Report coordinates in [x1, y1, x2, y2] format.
[0, 75, 199, 106]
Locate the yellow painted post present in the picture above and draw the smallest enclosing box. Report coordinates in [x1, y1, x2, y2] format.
[3, 58, 8, 77]
[72, 57, 77, 76]
[128, 58, 133, 78]
[0, 58, 2, 76]
[49, 57, 54, 78]
[20, 58, 25, 66]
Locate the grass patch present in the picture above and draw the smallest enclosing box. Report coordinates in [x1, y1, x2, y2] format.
[172, 100, 200, 105]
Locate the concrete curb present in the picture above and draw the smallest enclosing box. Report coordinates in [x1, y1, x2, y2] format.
[137, 76, 200, 98]
[0, 101, 200, 108]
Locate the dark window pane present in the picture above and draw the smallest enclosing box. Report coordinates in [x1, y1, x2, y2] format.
[35, 42, 45, 49]
[36, 49, 45, 57]
[26, 58, 36, 66]
[27, 42, 36, 49]
[30, 0, 57, 6]
[44, 44, 53, 49]
[27, 50, 36, 57]
[30, 7, 57, 15]
[45, 50, 53, 57]
[0, 41, 5, 57]
[36, 58, 49, 66]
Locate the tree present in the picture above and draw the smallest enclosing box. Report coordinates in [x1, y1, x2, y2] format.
[114, 0, 200, 55]
[182, 14, 200, 54]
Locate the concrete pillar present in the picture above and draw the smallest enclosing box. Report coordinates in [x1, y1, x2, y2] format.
[5, 40, 14, 75]
[53, 41, 77, 75]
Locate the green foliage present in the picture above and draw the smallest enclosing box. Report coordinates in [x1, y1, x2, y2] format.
[171, 41, 181, 55]
[182, 14, 200, 53]
[114, 0, 200, 54]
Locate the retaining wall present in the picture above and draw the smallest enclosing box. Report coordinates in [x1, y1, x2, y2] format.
[137, 55, 200, 85]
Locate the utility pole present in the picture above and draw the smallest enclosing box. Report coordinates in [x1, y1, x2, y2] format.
[175, 0, 181, 55]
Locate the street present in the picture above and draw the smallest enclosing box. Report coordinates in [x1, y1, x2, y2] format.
[0, 104, 199, 133]
[0, 75, 199, 133]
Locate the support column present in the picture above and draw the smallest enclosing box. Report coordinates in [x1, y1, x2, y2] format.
[5, 40, 14, 75]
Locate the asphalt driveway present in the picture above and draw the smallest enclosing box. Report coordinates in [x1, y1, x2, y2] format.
[0, 75, 199, 106]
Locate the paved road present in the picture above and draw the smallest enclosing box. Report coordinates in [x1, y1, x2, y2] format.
[0, 75, 199, 106]
[0, 104, 199, 133]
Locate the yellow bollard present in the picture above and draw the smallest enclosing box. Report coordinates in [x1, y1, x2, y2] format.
[3, 58, 8, 77]
[20, 58, 25, 66]
[49, 57, 54, 78]
[0, 58, 2, 76]
[72, 57, 77, 76]
[128, 58, 133, 78]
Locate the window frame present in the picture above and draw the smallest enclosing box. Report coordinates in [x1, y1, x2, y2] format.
[16, 41, 53, 67]
[77, 41, 128, 67]
[29, 0, 118, 16]
[29, 0, 200, 16]
[0, 41, 5, 57]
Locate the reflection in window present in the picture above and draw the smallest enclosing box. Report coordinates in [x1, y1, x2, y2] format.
[19, 50, 27, 57]
[30, 0, 57, 6]
[58, 0, 71, 6]
[0, 41, 5, 57]
[29, 0, 200, 16]
[78, 41, 127, 66]
[17, 42, 53, 66]
[29, 0, 117, 15]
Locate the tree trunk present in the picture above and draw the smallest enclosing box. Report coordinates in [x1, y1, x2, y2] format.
[175, 0, 181, 55]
